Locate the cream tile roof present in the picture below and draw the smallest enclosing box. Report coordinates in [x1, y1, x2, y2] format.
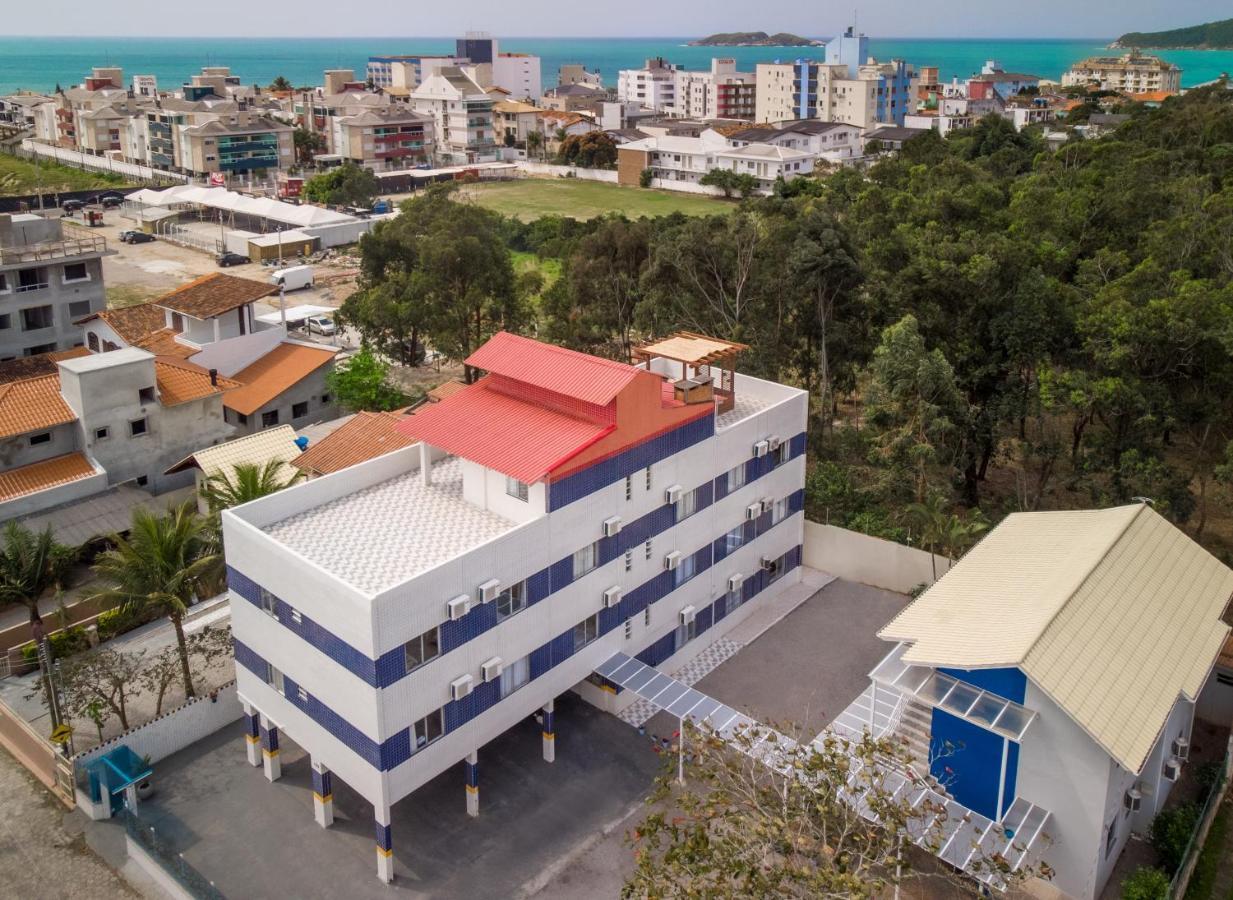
[165, 425, 301, 482]
[880, 504, 1233, 774]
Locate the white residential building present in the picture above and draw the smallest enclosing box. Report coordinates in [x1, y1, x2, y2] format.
[617, 58, 678, 114]
[617, 130, 819, 191]
[409, 67, 498, 164]
[671, 59, 756, 121]
[223, 331, 807, 882]
[836, 504, 1233, 900]
[727, 120, 864, 163]
[491, 53, 542, 102]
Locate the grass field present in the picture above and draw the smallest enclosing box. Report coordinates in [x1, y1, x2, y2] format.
[0, 153, 130, 196]
[460, 178, 732, 221]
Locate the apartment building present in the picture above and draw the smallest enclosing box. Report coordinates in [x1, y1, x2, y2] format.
[617, 58, 678, 114]
[174, 113, 294, 178]
[330, 107, 434, 170]
[617, 130, 818, 191]
[0, 214, 105, 360]
[557, 64, 603, 90]
[540, 83, 608, 113]
[843, 504, 1233, 899]
[366, 56, 468, 93]
[410, 68, 497, 164]
[671, 59, 756, 121]
[755, 29, 917, 128]
[223, 331, 806, 882]
[492, 100, 542, 145]
[727, 120, 863, 163]
[1062, 53, 1182, 94]
[491, 53, 543, 102]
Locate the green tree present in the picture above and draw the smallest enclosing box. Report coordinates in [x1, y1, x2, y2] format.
[700, 168, 758, 198]
[325, 347, 409, 412]
[268, 76, 293, 92]
[556, 131, 618, 168]
[200, 460, 302, 513]
[302, 162, 380, 208]
[0, 523, 76, 624]
[903, 494, 989, 581]
[293, 127, 327, 166]
[526, 130, 544, 161]
[90, 503, 221, 700]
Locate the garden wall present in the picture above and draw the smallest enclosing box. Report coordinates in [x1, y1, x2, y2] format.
[802, 520, 951, 594]
[72, 681, 242, 769]
[515, 161, 619, 182]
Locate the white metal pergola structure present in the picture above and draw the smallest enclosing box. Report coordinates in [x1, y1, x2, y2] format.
[595, 652, 1051, 890]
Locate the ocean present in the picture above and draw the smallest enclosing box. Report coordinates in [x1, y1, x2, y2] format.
[1, 36, 1231, 96]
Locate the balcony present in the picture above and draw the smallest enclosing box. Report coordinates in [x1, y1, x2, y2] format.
[0, 230, 106, 266]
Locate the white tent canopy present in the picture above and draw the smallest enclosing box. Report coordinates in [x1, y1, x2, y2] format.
[125, 185, 357, 229]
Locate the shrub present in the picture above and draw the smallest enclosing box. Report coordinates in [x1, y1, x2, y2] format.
[20, 625, 90, 663]
[1120, 866, 1169, 900]
[1149, 802, 1201, 874]
[95, 605, 159, 642]
[639, 168, 653, 188]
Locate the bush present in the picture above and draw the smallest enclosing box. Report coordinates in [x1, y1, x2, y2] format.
[95, 605, 160, 642]
[20, 625, 90, 663]
[1149, 802, 1201, 874]
[1120, 866, 1170, 900]
[639, 168, 653, 188]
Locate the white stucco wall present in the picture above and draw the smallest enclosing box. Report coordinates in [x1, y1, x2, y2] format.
[802, 520, 951, 593]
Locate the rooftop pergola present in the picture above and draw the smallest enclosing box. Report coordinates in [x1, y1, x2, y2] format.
[632, 331, 749, 414]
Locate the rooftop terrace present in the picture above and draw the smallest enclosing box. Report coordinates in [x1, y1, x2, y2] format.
[263, 456, 517, 594]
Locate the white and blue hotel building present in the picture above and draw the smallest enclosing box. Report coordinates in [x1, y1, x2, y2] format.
[222, 332, 808, 881]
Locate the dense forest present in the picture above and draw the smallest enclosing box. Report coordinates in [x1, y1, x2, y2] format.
[341, 85, 1233, 561]
[1116, 18, 1233, 50]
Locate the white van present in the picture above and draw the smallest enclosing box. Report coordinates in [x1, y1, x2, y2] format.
[270, 265, 314, 292]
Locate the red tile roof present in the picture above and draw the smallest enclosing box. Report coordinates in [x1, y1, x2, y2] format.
[293, 410, 417, 475]
[398, 376, 613, 483]
[155, 273, 277, 320]
[466, 331, 638, 406]
[0, 452, 98, 502]
[224, 342, 338, 416]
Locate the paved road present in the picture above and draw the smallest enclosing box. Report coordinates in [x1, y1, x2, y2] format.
[0, 745, 137, 899]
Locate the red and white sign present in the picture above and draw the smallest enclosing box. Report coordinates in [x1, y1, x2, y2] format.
[208, 172, 226, 187]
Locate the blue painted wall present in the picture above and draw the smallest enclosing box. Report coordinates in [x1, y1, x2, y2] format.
[938, 667, 1026, 704]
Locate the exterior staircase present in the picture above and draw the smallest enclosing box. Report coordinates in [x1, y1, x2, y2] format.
[893, 698, 955, 797]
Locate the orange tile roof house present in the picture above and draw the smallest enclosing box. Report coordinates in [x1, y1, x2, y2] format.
[292, 410, 416, 476]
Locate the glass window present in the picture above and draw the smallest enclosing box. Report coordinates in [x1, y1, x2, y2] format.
[673, 553, 697, 588]
[724, 525, 745, 554]
[495, 580, 526, 620]
[573, 613, 599, 651]
[676, 486, 699, 521]
[259, 588, 277, 617]
[773, 497, 789, 525]
[413, 709, 444, 750]
[572, 541, 598, 579]
[261, 410, 279, 428]
[776, 441, 790, 466]
[404, 627, 440, 672]
[266, 662, 284, 695]
[675, 618, 697, 650]
[505, 475, 529, 502]
[765, 553, 784, 584]
[624, 550, 633, 572]
[645, 539, 652, 561]
[499, 655, 530, 698]
[726, 463, 746, 492]
[68, 300, 92, 318]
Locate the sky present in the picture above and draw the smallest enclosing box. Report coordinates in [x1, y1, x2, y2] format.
[3, 0, 1228, 38]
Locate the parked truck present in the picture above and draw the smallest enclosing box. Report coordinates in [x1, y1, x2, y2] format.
[270, 265, 314, 292]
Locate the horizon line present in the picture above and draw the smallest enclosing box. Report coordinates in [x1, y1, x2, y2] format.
[0, 33, 1119, 42]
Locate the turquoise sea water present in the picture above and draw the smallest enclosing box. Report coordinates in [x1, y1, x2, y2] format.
[1, 36, 1231, 95]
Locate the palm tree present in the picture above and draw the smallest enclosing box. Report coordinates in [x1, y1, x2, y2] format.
[904, 496, 990, 582]
[0, 522, 76, 623]
[90, 503, 221, 699]
[200, 460, 302, 514]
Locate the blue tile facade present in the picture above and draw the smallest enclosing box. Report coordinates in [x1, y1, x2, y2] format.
[228, 429, 807, 689]
[235, 525, 805, 773]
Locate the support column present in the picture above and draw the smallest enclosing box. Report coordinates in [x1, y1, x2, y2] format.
[242, 702, 261, 767]
[259, 715, 281, 782]
[311, 760, 334, 828]
[123, 782, 140, 816]
[374, 803, 394, 883]
[542, 700, 555, 763]
[465, 751, 479, 817]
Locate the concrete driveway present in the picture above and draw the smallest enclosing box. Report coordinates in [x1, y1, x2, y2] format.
[131, 692, 661, 900]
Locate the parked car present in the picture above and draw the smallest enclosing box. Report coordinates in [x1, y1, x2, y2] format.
[125, 231, 156, 244]
[305, 315, 336, 336]
[98, 194, 124, 209]
[216, 251, 249, 268]
[62, 199, 85, 212]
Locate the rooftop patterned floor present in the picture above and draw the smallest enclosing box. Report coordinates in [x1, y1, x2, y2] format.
[716, 390, 773, 430]
[264, 457, 516, 594]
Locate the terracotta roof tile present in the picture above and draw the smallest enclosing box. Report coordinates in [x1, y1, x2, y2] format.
[224, 342, 338, 417]
[292, 411, 417, 475]
[135, 328, 194, 359]
[75, 303, 168, 345]
[0, 375, 77, 439]
[155, 358, 241, 406]
[0, 348, 90, 386]
[155, 273, 277, 320]
[426, 379, 467, 402]
[466, 331, 638, 406]
[0, 452, 98, 502]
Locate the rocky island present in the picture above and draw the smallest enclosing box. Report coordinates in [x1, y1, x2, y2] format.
[1114, 17, 1233, 50]
[690, 31, 821, 47]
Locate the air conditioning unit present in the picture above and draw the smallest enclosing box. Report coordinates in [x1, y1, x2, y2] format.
[603, 516, 623, 538]
[603, 586, 623, 609]
[1163, 757, 1181, 782]
[1172, 737, 1190, 760]
[753, 440, 769, 458]
[481, 657, 503, 683]
[664, 550, 682, 571]
[447, 594, 471, 621]
[477, 579, 501, 604]
[760, 556, 776, 571]
[449, 674, 474, 702]
[664, 484, 683, 504]
[727, 573, 744, 592]
[679, 605, 696, 625]
[746, 502, 762, 521]
[1124, 787, 1142, 812]
[767, 436, 782, 452]
[761, 497, 774, 514]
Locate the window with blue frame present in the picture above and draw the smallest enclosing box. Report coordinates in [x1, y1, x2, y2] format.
[495, 581, 526, 620]
[573, 542, 599, 579]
